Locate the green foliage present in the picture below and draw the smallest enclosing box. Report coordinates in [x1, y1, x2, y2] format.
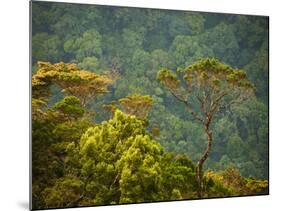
[184, 12, 205, 35]
[170, 35, 214, 67]
[31, 2, 268, 209]
[122, 28, 144, 50]
[64, 29, 102, 61]
[244, 41, 268, 102]
[160, 153, 197, 199]
[42, 177, 84, 208]
[244, 177, 269, 194]
[77, 110, 196, 205]
[32, 33, 62, 63]
[77, 56, 100, 72]
[117, 134, 163, 203]
[53, 96, 85, 119]
[199, 22, 239, 64]
[205, 167, 268, 197]
[157, 69, 180, 90]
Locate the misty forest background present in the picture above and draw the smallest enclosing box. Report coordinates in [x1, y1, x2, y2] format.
[32, 2, 269, 209]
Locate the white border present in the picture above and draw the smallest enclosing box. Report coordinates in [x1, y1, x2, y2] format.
[1, 0, 280, 211]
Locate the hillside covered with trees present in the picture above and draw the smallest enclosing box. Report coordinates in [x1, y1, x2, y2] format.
[31, 1, 269, 209]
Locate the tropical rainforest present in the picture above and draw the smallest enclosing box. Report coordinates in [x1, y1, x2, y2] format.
[31, 1, 269, 210]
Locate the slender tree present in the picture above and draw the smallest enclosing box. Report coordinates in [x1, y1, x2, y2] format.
[157, 58, 255, 197]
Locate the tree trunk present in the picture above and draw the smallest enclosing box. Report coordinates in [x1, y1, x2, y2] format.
[196, 124, 212, 198]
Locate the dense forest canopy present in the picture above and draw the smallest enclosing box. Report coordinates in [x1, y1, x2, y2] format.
[31, 1, 269, 209]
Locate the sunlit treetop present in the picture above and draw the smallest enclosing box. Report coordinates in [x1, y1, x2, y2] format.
[181, 58, 254, 89]
[157, 69, 180, 91]
[157, 58, 255, 120]
[103, 94, 153, 121]
[32, 61, 113, 106]
[118, 94, 153, 119]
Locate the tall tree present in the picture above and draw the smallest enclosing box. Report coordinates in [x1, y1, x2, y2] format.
[157, 58, 255, 197]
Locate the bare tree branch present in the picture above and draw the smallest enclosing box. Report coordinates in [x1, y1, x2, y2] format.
[167, 88, 204, 123]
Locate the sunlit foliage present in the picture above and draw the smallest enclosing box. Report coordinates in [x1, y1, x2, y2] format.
[32, 61, 112, 106]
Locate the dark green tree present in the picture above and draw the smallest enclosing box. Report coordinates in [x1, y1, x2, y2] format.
[32, 95, 92, 209]
[64, 28, 102, 61]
